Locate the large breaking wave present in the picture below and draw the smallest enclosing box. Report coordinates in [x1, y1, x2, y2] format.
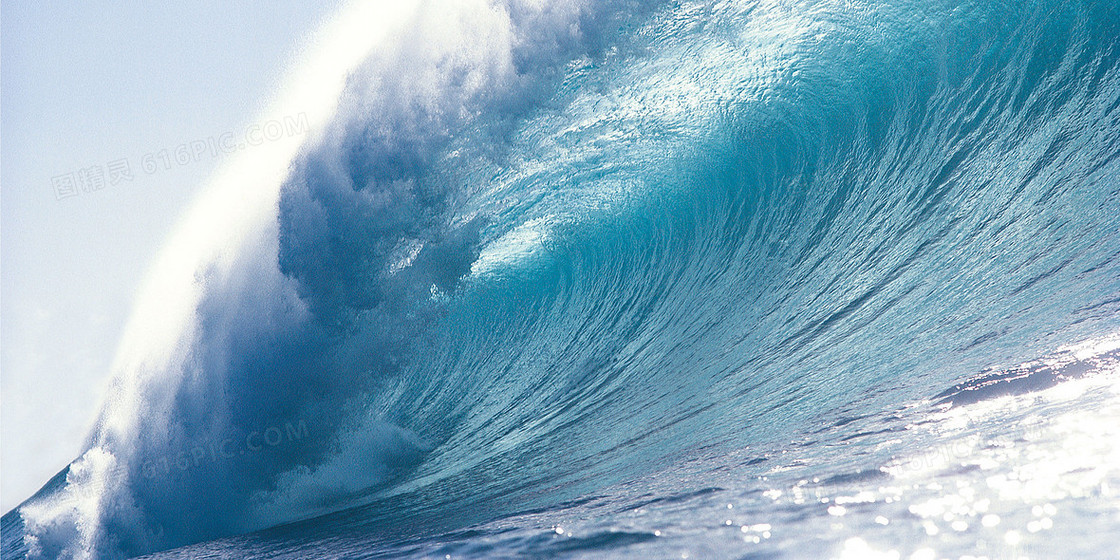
[4, 0, 1120, 557]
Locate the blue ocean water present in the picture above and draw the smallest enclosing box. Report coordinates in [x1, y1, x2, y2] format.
[4, 0, 1120, 558]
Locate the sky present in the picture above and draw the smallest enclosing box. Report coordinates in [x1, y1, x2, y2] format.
[1, 0, 343, 512]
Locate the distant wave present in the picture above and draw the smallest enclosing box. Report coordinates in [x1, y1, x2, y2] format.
[4, 0, 1119, 558]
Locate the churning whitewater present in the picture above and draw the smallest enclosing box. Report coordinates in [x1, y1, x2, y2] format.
[4, 0, 1120, 558]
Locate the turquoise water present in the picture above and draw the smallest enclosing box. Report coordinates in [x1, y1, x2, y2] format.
[4, 0, 1120, 558]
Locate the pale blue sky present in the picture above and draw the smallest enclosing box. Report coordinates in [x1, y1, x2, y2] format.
[1, 1, 343, 511]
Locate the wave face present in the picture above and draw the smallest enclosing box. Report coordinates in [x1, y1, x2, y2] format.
[5, 0, 1120, 558]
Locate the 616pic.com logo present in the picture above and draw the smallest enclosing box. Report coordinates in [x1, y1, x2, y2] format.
[52, 113, 310, 202]
[140, 419, 310, 479]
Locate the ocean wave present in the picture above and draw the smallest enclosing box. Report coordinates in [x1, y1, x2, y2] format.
[4, 0, 1119, 557]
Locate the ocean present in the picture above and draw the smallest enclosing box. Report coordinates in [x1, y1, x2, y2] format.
[4, 0, 1120, 558]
